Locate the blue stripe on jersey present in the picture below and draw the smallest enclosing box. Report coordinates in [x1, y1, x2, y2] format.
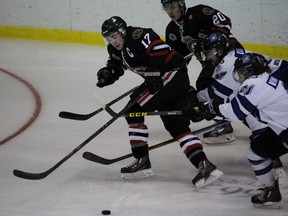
[250, 109, 267, 124]
[230, 98, 247, 120]
[237, 94, 256, 112]
[213, 81, 233, 97]
[207, 86, 219, 99]
[271, 60, 288, 81]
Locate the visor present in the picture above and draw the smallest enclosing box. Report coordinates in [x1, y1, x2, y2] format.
[104, 32, 120, 44]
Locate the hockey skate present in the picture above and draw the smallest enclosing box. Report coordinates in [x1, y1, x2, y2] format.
[120, 155, 153, 180]
[251, 179, 282, 208]
[192, 159, 223, 188]
[203, 120, 235, 144]
[273, 158, 287, 178]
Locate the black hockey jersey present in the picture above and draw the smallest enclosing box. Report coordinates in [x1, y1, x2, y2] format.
[165, 21, 191, 58]
[165, 4, 243, 54]
[105, 26, 184, 79]
[183, 5, 232, 40]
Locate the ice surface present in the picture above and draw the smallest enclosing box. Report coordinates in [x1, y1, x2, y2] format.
[0, 39, 287, 216]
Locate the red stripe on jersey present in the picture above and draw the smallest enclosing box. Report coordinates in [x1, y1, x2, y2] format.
[164, 50, 178, 64]
[162, 71, 173, 82]
[150, 50, 170, 57]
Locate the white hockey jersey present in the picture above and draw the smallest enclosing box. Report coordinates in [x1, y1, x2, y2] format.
[197, 48, 245, 103]
[219, 72, 288, 136]
[196, 48, 268, 132]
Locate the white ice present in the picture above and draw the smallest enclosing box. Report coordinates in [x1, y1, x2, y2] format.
[0, 38, 287, 216]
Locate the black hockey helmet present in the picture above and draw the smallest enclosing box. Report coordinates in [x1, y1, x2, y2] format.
[234, 53, 269, 79]
[161, 0, 185, 7]
[161, 0, 186, 13]
[200, 32, 229, 55]
[195, 32, 229, 61]
[101, 16, 127, 38]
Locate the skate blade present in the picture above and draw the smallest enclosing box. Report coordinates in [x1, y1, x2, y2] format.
[121, 169, 154, 180]
[274, 168, 287, 178]
[204, 134, 235, 144]
[253, 202, 283, 209]
[194, 169, 223, 188]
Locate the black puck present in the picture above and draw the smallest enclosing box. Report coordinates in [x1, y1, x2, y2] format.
[102, 210, 111, 215]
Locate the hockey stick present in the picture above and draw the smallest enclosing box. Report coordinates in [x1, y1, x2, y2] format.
[82, 121, 227, 165]
[58, 86, 137, 121]
[13, 91, 146, 180]
[60, 53, 194, 121]
[122, 110, 182, 117]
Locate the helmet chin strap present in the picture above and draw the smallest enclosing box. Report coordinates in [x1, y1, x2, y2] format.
[176, 6, 186, 22]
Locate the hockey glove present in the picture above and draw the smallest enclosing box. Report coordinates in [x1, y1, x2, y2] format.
[183, 86, 204, 122]
[199, 99, 224, 121]
[144, 72, 163, 94]
[96, 67, 117, 88]
[183, 103, 204, 122]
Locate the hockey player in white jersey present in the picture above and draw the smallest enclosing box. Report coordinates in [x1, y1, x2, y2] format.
[192, 32, 286, 178]
[197, 52, 288, 206]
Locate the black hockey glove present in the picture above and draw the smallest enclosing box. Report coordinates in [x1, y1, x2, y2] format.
[199, 99, 224, 121]
[144, 72, 163, 94]
[183, 103, 204, 122]
[183, 86, 204, 122]
[96, 67, 117, 88]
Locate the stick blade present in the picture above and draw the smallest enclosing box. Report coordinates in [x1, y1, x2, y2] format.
[82, 152, 113, 165]
[13, 169, 47, 180]
[58, 111, 88, 120]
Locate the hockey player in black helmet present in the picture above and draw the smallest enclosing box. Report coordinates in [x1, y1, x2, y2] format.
[233, 53, 270, 84]
[194, 32, 286, 178]
[195, 51, 288, 206]
[161, 0, 244, 145]
[196, 32, 230, 65]
[96, 16, 223, 187]
[101, 16, 127, 51]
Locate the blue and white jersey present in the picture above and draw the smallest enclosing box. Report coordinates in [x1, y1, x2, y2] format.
[197, 49, 245, 103]
[268, 59, 288, 83]
[219, 72, 288, 135]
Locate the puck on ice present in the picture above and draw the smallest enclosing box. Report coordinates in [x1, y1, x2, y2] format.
[102, 210, 111, 215]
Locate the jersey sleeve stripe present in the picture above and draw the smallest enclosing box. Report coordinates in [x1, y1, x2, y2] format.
[164, 50, 178, 64]
[230, 98, 247, 121]
[213, 81, 234, 97]
[146, 39, 167, 53]
[237, 94, 256, 112]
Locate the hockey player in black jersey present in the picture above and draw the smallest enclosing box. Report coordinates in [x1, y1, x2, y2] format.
[96, 16, 223, 187]
[161, 0, 244, 144]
